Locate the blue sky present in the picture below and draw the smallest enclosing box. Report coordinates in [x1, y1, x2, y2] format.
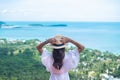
[0, 0, 120, 21]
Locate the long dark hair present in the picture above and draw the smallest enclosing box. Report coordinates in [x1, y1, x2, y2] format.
[52, 48, 65, 70]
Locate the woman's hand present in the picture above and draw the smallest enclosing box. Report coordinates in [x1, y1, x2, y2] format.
[47, 36, 72, 44]
[46, 38, 55, 44]
[36, 38, 55, 53]
[62, 36, 85, 52]
[61, 36, 72, 44]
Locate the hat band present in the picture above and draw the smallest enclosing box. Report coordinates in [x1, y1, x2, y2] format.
[52, 44, 64, 47]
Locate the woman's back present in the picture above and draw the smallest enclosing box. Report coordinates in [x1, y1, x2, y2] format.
[36, 35, 84, 80]
[41, 49, 80, 80]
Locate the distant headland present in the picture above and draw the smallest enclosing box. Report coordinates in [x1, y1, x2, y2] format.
[28, 24, 67, 27]
[0, 21, 6, 28]
[0, 21, 67, 28]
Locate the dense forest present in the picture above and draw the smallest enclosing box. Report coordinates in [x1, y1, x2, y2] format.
[0, 39, 120, 80]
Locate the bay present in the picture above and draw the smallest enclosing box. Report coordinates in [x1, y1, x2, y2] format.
[0, 21, 120, 54]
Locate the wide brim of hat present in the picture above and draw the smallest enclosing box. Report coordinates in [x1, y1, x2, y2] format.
[49, 44, 68, 49]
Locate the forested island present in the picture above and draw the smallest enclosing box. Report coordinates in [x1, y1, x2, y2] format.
[0, 39, 120, 80]
[28, 24, 67, 27]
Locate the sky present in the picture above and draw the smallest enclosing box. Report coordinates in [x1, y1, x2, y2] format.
[0, 0, 120, 21]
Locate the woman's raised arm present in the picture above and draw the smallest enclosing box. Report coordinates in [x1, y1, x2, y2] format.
[36, 38, 54, 53]
[62, 37, 85, 53]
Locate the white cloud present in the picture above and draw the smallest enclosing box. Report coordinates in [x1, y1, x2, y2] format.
[0, 0, 120, 21]
[1, 9, 8, 14]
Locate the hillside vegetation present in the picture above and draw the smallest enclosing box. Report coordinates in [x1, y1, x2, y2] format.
[0, 39, 120, 80]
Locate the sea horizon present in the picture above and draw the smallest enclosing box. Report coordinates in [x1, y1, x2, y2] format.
[0, 21, 120, 54]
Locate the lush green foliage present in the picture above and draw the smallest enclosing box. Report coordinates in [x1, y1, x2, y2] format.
[0, 39, 120, 80]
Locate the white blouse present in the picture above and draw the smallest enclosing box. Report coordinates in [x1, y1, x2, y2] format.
[41, 49, 80, 80]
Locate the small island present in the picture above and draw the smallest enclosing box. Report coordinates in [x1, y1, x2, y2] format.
[0, 21, 21, 29]
[28, 24, 67, 27]
[28, 24, 44, 26]
[48, 24, 67, 27]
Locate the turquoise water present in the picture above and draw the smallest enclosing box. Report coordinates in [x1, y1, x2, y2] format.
[0, 21, 120, 53]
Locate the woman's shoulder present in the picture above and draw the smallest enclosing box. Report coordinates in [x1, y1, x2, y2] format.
[41, 48, 52, 58]
[66, 49, 79, 56]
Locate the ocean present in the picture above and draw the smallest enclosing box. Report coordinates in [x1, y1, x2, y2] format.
[0, 21, 120, 54]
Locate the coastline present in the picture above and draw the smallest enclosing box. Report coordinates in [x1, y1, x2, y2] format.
[0, 38, 120, 80]
[0, 38, 120, 55]
[0, 21, 120, 54]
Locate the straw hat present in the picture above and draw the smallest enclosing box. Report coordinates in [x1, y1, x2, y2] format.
[50, 35, 67, 49]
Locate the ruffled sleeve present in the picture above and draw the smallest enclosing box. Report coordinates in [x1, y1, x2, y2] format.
[41, 49, 51, 71]
[64, 49, 80, 71]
